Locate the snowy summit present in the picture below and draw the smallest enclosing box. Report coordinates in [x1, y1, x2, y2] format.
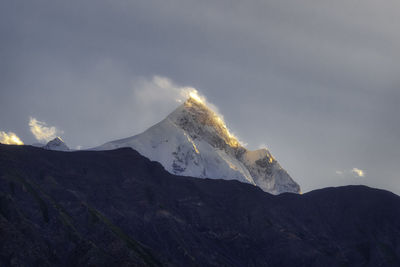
[96, 95, 300, 194]
[43, 137, 70, 151]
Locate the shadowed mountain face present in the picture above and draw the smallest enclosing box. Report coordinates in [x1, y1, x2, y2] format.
[0, 144, 400, 266]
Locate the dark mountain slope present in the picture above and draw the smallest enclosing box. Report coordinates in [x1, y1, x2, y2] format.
[0, 144, 399, 266]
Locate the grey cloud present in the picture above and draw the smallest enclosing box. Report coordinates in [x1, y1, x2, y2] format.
[0, 0, 399, 194]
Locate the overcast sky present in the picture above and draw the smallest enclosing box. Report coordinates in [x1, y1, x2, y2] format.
[1, 0, 399, 194]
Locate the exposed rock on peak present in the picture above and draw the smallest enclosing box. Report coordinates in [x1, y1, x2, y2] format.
[95, 98, 300, 194]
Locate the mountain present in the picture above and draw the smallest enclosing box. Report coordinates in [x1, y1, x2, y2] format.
[43, 137, 70, 151]
[31, 142, 46, 148]
[96, 97, 300, 194]
[0, 144, 400, 266]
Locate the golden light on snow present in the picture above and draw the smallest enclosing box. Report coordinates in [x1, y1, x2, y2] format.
[183, 88, 241, 148]
[55, 136, 64, 142]
[192, 142, 200, 154]
[188, 90, 205, 104]
[179, 86, 206, 105]
[0, 131, 24, 145]
[214, 116, 240, 147]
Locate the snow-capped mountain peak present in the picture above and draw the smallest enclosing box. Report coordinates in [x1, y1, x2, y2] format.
[95, 97, 300, 194]
[168, 96, 240, 149]
[43, 137, 70, 151]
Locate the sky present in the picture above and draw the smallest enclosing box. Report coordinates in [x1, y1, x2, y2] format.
[1, 0, 399, 194]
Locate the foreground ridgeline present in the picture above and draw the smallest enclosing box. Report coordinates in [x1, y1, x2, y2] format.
[95, 97, 300, 194]
[1, 144, 400, 266]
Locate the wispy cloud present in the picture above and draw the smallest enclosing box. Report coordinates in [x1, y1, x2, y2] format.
[29, 117, 62, 142]
[133, 75, 210, 107]
[131, 75, 245, 145]
[131, 75, 219, 125]
[0, 131, 24, 145]
[335, 170, 344, 176]
[335, 168, 365, 178]
[351, 168, 365, 177]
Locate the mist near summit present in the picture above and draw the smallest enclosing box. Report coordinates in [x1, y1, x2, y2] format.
[1, 0, 399, 194]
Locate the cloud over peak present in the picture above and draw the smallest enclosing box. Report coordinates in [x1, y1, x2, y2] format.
[29, 117, 62, 142]
[0, 131, 24, 145]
